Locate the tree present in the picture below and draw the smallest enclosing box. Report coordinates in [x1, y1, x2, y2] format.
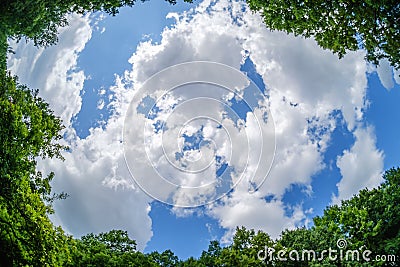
[87, 230, 137, 253]
[178, 257, 205, 267]
[0, 71, 71, 266]
[247, 0, 400, 70]
[276, 227, 317, 267]
[198, 240, 223, 266]
[306, 168, 400, 266]
[149, 249, 180, 267]
[0, 31, 7, 72]
[216, 227, 274, 266]
[0, 0, 192, 48]
[69, 230, 158, 266]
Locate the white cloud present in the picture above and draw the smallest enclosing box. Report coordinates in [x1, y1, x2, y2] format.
[8, 14, 154, 250]
[208, 188, 308, 242]
[240, 19, 368, 131]
[97, 98, 105, 109]
[122, 62, 273, 207]
[7, 14, 92, 125]
[40, 106, 154, 249]
[377, 58, 395, 90]
[333, 126, 384, 204]
[123, 0, 378, 241]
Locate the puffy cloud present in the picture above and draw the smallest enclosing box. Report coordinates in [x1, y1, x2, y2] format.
[240, 17, 368, 131]
[8, 15, 154, 249]
[210, 197, 299, 242]
[40, 100, 154, 249]
[376, 59, 395, 90]
[123, 61, 274, 207]
[333, 126, 384, 204]
[7, 14, 92, 125]
[123, 0, 379, 240]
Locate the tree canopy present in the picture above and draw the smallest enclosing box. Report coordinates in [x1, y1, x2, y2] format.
[58, 168, 400, 266]
[0, 0, 191, 48]
[247, 0, 400, 70]
[0, 71, 71, 266]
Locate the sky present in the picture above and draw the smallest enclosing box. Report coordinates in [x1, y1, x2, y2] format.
[7, 0, 400, 260]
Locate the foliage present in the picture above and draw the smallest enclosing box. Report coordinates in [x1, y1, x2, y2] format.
[198, 240, 223, 266]
[68, 230, 158, 266]
[0, 71, 71, 266]
[247, 0, 400, 70]
[81, 230, 137, 253]
[0, 31, 7, 72]
[149, 249, 180, 267]
[0, 0, 192, 49]
[311, 167, 400, 266]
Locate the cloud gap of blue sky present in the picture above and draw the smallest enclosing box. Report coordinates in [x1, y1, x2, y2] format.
[145, 202, 224, 259]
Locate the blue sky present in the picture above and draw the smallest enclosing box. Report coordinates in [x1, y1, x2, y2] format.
[7, 0, 400, 260]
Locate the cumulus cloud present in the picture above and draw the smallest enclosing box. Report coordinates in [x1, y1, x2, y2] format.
[210, 197, 297, 242]
[122, 0, 379, 240]
[40, 95, 154, 249]
[8, 14, 92, 125]
[7, 14, 154, 249]
[123, 61, 274, 208]
[376, 59, 396, 90]
[333, 126, 384, 204]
